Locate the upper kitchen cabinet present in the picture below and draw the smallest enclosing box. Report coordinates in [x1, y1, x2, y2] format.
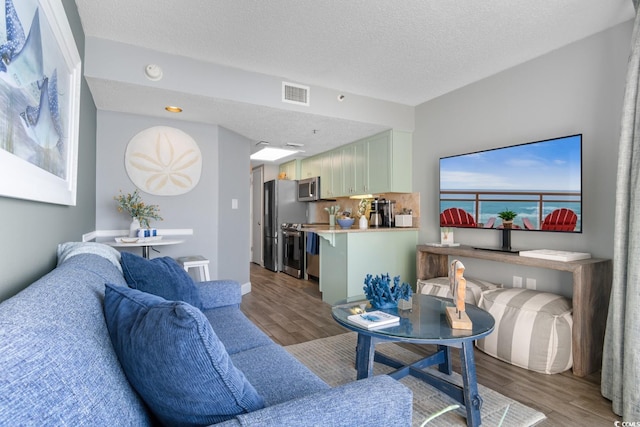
[319, 153, 331, 198]
[366, 130, 412, 194]
[330, 150, 344, 198]
[298, 129, 412, 197]
[279, 159, 300, 180]
[319, 150, 343, 199]
[340, 130, 412, 196]
[300, 155, 321, 179]
[342, 140, 368, 196]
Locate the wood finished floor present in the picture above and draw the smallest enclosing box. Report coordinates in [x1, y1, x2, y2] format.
[242, 263, 620, 426]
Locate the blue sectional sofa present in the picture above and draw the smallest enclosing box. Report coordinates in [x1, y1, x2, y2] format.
[0, 243, 412, 426]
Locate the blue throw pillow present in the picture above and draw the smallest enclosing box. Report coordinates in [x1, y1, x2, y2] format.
[103, 284, 264, 426]
[120, 252, 202, 309]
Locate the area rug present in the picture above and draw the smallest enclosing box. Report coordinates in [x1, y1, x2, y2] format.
[285, 332, 546, 427]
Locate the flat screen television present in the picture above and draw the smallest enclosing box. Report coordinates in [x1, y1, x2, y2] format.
[439, 134, 582, 251]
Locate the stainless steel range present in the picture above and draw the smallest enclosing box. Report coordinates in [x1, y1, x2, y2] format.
[281, 223, 305, 279]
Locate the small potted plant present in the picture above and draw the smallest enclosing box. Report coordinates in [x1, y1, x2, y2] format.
[497, 209, 518, 228]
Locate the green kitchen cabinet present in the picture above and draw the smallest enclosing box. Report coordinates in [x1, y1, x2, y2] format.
[353, 140, 369, 195]
[366, 130, 412, 194]
[319, 150, 344, 199]
[302, 129, 412, 197]
[319, 153, 333, 198]
[341, 141, 368, 196]
[300, 155, 321, 179]
[330, 149, 344, 198]
[278, 159, 300, 180]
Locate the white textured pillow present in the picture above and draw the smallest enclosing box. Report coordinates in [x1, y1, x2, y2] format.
[57, 242, 122, 273]
[417, 276, 501, 306]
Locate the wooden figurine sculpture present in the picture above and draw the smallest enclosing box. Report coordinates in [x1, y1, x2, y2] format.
[446, 259, 473, 330]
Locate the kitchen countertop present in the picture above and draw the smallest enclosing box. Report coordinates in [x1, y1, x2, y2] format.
[303, 225, 419, 233]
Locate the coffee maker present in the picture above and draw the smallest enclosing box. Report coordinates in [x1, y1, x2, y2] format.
[370, 198, 395, 227]
[369, 199, 382, 227]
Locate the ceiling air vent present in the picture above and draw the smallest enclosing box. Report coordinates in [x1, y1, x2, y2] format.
[282, 82, 310, 106]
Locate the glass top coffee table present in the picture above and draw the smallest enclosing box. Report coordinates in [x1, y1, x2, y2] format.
[332, 294, 495, 427]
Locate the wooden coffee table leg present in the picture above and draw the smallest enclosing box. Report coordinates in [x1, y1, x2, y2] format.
[355, 333, 375, 380]
[460, 341, 482, 427]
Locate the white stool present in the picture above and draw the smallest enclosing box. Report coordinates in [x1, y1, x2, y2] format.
[177, 255, 210, 282]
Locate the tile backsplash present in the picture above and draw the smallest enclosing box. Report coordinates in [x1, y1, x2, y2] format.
[308, 192, 420, 226]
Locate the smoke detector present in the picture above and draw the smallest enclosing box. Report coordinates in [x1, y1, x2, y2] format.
[144, 64, 163, 81]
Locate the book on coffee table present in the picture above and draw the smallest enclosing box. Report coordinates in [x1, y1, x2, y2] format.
[347, 311, 400, 329]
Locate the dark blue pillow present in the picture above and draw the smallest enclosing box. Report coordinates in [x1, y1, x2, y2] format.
[103, 284, 264, 426]
[120, 252, 202, 309]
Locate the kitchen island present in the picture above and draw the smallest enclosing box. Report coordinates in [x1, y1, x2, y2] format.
[305, 226, 419, 304]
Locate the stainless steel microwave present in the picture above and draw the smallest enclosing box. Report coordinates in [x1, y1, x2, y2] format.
[297, 177, 320, 202]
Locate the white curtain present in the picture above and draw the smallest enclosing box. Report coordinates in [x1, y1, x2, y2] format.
[601, 0, 640, 419]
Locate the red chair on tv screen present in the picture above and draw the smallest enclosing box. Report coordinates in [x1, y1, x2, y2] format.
[440, 208, 477, 228]
[541, 208, 578, 231]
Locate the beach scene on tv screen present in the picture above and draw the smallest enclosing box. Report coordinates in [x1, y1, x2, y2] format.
[439, 135, 582, 232]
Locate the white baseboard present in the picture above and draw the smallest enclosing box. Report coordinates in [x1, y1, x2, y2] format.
[241, 281, 251, 295]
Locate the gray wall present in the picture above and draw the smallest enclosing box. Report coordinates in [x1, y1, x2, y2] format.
[0, 0, 97, 302]
[413, 21, 633, 296]
[95, 111, 252, 285]
[96, 111, 214, 278]
[218, 127, 252, 284]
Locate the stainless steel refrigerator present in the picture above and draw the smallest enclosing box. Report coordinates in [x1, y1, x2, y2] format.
[263, 179, 307, 272]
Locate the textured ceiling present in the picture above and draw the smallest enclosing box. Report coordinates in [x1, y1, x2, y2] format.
[74, 0, 635, 161]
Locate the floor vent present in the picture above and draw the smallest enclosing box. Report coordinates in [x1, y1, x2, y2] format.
[282, 82, 310, 106]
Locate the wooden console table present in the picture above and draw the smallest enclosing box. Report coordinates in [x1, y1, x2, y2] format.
[416, 245, 613, 377]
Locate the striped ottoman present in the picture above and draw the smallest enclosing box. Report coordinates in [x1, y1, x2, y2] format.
[476, 288, 573, 374]
[417, 277, 501, 306]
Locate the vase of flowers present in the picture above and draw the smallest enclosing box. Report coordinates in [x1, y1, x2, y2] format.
[115, 189, 163, 235]
[128, 218, 141, 237]
[358, 198, 370, 229]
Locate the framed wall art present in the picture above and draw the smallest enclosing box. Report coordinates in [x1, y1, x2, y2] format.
[0, 0, 81, 205]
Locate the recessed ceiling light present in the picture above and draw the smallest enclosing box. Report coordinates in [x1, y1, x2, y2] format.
[250, 147, 298, 162]
[165, 106, 182, 113]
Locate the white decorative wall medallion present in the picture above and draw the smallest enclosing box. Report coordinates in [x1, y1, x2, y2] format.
[125, 126, 202, 195]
